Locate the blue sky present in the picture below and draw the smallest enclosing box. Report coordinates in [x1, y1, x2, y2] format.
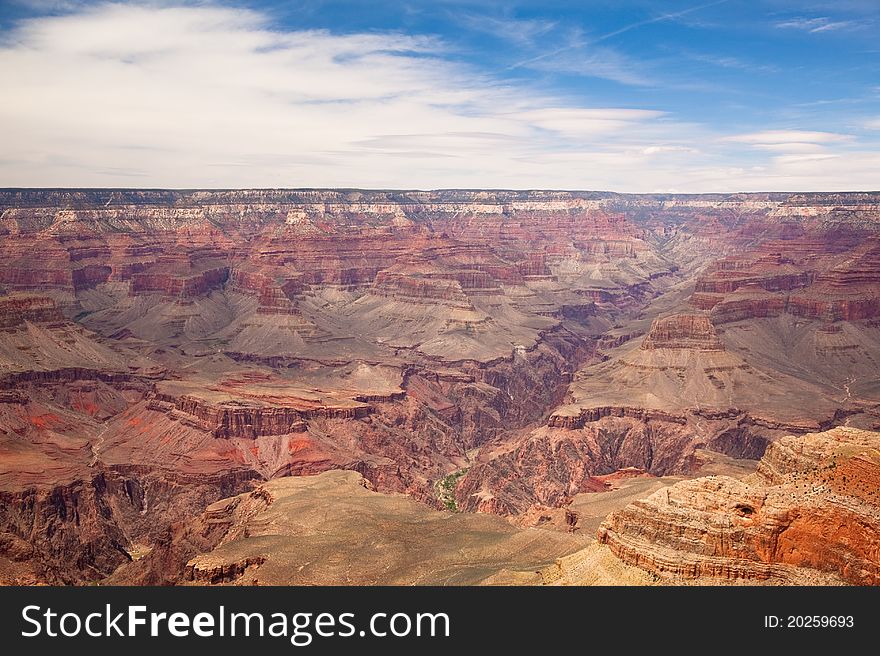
[0, 0, 878, 191]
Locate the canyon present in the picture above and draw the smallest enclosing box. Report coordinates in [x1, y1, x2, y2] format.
[0, 189, 878, 585]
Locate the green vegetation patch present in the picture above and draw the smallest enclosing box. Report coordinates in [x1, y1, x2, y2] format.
[434, 468, 469, 512]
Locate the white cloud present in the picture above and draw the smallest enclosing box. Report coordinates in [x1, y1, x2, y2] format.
[865, 118, 880, 130]
[723, 130, 852, 144]
[749, 142, 827, 153]
[772, 153, 840, 165]
[508, 108, 666, 138]
[641, 145, 699, 155]
[0, 2, 876, 192]
[676, 151, 880, 191]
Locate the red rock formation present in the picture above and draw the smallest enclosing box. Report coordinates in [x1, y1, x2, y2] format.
[0, 475, 132, 583]
[151, 390, 372, 438]
[694, 293, 787, 323]
[455, 416, 699, 515]
[130, 264, 229, 299]
[694, 269, 812, 295]
[639, 314, 723, 351]
[547, 406, 687, 429]
[598, 427, 880, 584]
[0, 295, 64, 328]
[692, 234, 880, 323]
[372, 270, 473, 305]
[230, 266, 307, 314]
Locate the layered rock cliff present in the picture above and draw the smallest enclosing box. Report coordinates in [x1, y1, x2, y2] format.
[639, 314, 724, 351]
[598, 427, 880, 585]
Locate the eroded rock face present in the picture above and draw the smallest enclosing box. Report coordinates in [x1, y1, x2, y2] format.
[640, 314, 723, 351]
[0, 295, 64, 328]
[0, 475, 131, 584]
[456, 418, 697, 515]
[693, 235, 880, 323]
[456, 300, 873, 517]
[598, 427, 880, 585]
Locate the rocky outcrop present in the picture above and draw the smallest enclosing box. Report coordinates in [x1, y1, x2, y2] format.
[0, 474, 132, 584]
[130, 265, 229, 299]
[639, 314, 723, 351]
[150, 391, 372, 438]
[694, 270, 813, 295]
[547, 406, 687, 429]
[598, 427, 880, 585]
[371, 270, 473, 306]
[691, 236, 880, 323]
[0, 261, 111, 292]
[229, 266, 306, 315]
[693, 294, 787, 323]
[0, 295, 64, 328]
[0, 367, 146, 389]
[455, 416, 699, 515]
[461, 397, 841, 518]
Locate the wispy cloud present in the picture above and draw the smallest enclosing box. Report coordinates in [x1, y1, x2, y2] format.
[641, 145, 699, 155]
[683, 51, 778, 73]
[507, 0, 729, 85]
[499, 21, 654, 86]
[508, 108, 666, 138]
[749, 142, 828, 153]
[519, 44, 655, 86]
[723, 130, 852, 144]
[593, 0, 731, 42]
[8, 0, 88, 9]
[775, 16, 863, 33]
[455, 13, 556, 47]
[721, 129, 855, 159]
